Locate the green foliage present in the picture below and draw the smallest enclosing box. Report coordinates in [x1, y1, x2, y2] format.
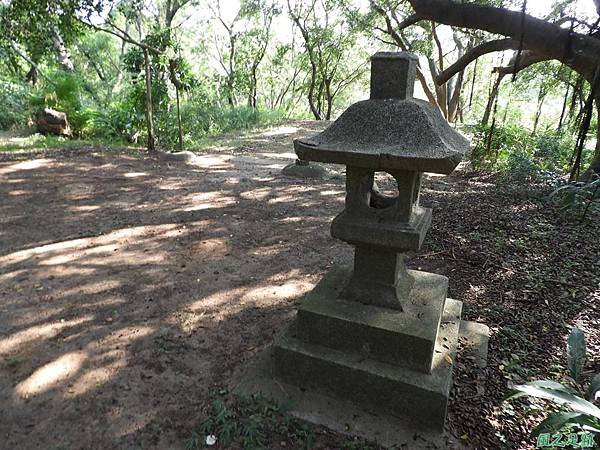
[156, 102, 286, 149]
[507, 382, 600, 435]
[471, 124, 577, 183]
[25, 69, 132, 141]
[2, 63, 286, 147]
[28, 71, 84, 128]
[0, 0, 91, 61]
[551, 177, 600, 219]
[505, 328, 600, 436]
[0, 77, 32, 129]
[534, 131, 578, 173]
[188, 392, 377, 450]
[190, 393, 306, 450]
[567, 328, 586, 383]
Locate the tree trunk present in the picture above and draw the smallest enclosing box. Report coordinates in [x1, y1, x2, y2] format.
[468, 57, 478, 108]
[227, 34, 236, 107]
[143, 48, 156, 152]
[482, 72, 504, 127]
[52, 29, 75, 72]
[25, 65, 37, 85]
[428, 57, 447, 118]
[289, 9, 322, 120]
[447, 70, 464, 123]
[324, 77, 333, 120]
[532, 85, 546, 135]
[584, 101, 600, 177]
[590, 134, 600, 175]
[557, 82, 570, 131]
[570, 92, 598, 180]
[176, 85, 183, 151]
[430, 22, 448, 118]
[307, 60, 322, 120]
[248, 65, 258, 108]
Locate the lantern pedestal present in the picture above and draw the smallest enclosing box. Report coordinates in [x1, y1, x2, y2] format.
[238, 51, 489, 439]
[274, 265, 459, 432]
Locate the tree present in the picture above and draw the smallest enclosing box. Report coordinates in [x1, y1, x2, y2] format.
[288, 0, 368, 120]
[86, 0, 195, 151]
[236, 0, 281, 108]
[208, 0, 242, 106]
[371, 1, 471, 122]
[379, 0, 600, 177]
[0, 0, 84, 71]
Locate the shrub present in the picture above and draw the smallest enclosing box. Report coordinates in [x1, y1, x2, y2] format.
[551, 176, 600, 219]
[0, 78, 32, 129]
[28, 71, 86, 132]
[534, 130, 576, 173]
[155, 103, 287, 150]
[505, 328, 600, 437]
[471, 124, 577, 184]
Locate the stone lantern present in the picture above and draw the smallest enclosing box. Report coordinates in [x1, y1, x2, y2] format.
[272, 52, 487, 432]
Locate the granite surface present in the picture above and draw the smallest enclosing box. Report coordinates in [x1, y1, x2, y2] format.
[294, 98, 470, 174]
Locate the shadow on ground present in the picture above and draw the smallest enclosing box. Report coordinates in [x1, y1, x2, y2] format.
[0, 122, 598, 449]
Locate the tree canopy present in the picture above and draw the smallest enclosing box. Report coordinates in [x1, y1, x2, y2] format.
[1, 0, 600, 178]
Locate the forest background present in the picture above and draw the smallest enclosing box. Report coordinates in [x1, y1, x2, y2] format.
[1, 0, 600, 204]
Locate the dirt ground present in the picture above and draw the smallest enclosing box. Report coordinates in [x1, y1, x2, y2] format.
[1, 122, 599, 450]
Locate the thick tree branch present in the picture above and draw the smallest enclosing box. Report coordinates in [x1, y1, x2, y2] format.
[78, 45, 105, 81]
[82, 20, 161, 54]
[8, 42, 53, 84]
[393, 13, 422, 31]
[493, 50, 549, 75]
[437, 38, 520, 85]
[406, 0, 600, 81]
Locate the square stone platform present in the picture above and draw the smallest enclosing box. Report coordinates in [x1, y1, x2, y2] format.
[296, 266, 448, 372]
[232, 265, 488, 445]
[233, 306, 488, 447]
[276, 296, 461, 430]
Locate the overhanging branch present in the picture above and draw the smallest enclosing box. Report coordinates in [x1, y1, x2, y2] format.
[393, 12, 422, 31]
[406, 0, 600, 81]
[79, 19, 161, 54]
[437, 38, 520, 85]
[494, 50, 549, 75]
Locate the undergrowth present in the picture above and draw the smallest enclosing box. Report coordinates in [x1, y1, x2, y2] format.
[186, 392, 378, 450]
[0, 133, 128, 153]
[469, 124, 600, 219]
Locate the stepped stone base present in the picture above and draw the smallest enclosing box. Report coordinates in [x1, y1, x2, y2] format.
[271, 265, 464, 431]
[297, 266, 448, 372]
[275, 297, 461, 431]
[233, 317, 488, 447]
[233, 265, 489, 444]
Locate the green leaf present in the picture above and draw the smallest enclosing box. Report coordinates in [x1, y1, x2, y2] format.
[567, 328, 586, 382]
[508, 381, 600, 419]
[531, 411, 586, 436]
[506, 380, 577, 400]
[586, 374, 600, 402]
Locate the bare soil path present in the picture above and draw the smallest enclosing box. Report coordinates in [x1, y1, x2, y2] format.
[0, 121, 598, 449]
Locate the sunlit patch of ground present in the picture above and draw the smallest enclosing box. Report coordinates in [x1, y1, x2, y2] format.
[1, 122, 598, 449]
[0, 121, 345, 449]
